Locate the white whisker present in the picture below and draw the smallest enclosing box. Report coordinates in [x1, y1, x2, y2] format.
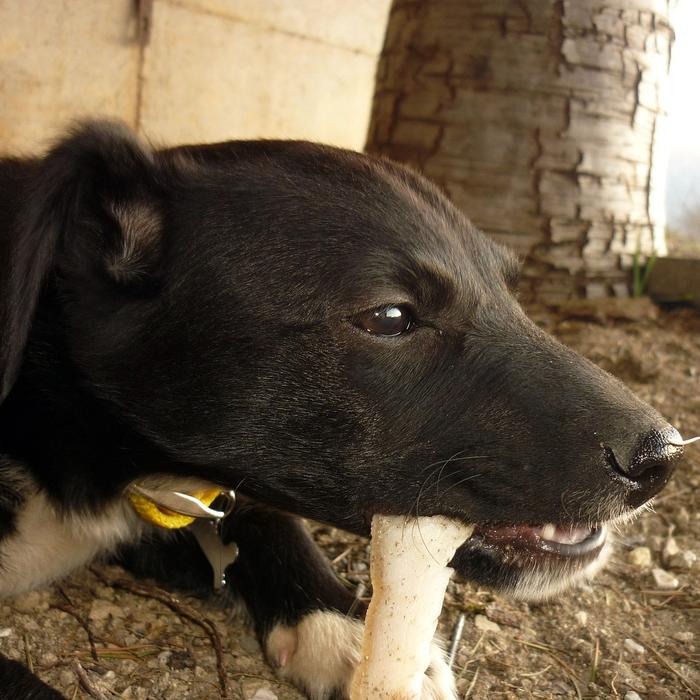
[670, 435, 700, 446]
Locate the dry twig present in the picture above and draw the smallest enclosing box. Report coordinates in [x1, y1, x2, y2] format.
[54, 587, 100, 662]
[512, 637, 582, 700]
[22, 633, 34, 673]
[71, 659, 111, 700]
[647, 645, 700, 696]
[90, 567, 229, 699]
[464, 665, 480, 698]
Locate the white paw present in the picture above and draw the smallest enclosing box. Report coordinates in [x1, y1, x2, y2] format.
[265, 610, 456, 700]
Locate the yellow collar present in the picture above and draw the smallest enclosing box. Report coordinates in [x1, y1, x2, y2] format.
[127, 484, 227, 529]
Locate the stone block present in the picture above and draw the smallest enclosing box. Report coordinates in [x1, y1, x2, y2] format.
[0, 0, 139, 152]
[140, 0, 378, 149]
[174, 0, 392, 55]
[648, 257, 700, 308]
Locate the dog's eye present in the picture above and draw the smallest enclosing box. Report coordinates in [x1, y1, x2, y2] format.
[354, 305, 414, 336]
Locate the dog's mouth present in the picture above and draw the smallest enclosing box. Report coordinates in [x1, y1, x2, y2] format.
[468, 522, 607, 559]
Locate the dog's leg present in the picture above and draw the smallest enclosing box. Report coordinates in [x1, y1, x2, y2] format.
[0, 655, 66, 699]
[116, 503, 456, 700]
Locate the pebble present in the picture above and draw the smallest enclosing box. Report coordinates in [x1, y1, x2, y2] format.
[672, 631, 694, 642]
[624, 692, 643, 700]
[121, 660, 138, 675]
[662, 537, 680, 563]
[12, 591, 49, 613]
[59, 670, 74, 687]
[89, 599, 126, 621]
[624, 638, 645, 655]
[652, 568, 679, 590]
[484, 603, 519, 627]
[250, 690, 278, 700]
[628, 546, 652, 568]
[474, 614, 501, 633]
[669, 550, 697, 569]
[0, 628, 12, 638]
[93, 584, 116, 602]
[239, 634, 260, 654]
[648, 535, 664, 552]
[675, 506, 691, 531]
[574, 611, 588, 625]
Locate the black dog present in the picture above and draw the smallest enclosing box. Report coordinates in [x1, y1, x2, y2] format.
[0, 122, 684, 699]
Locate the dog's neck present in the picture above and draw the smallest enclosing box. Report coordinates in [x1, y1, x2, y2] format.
[0, 304, 159, 511]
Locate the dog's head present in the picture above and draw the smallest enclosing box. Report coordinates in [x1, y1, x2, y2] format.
[0, 122, 684, 599]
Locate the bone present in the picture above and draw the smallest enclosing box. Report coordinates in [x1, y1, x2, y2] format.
[350, 515, 473, 700]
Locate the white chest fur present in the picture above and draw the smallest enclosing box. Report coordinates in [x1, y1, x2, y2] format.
[0, 491, 141, 598]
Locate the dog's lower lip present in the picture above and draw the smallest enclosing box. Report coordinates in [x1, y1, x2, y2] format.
[471, 523, 606, 557]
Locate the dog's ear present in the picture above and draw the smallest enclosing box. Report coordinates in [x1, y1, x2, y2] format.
[0, 120, 163, 402]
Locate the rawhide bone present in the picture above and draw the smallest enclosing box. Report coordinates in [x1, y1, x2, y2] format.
[350, 515, 474, 699]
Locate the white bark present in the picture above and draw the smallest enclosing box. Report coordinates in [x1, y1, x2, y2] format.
[366, 0, 675, 301]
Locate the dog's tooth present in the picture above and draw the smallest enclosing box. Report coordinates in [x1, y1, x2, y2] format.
[541, 523, 556, 541]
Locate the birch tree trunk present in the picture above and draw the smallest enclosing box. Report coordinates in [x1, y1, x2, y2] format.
[366, 0, 675, 301]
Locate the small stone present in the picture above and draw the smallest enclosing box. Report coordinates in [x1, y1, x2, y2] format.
[89, 599, 126, 621]
[628, 546, 652, 568]
[676, 506, 691, 531]
[624, 638, 645, 655]
[672, 631, 694, 642]
[59, 670, 74, 687]
[624, 692, 642, 700]
[648, 535, 664, 552]
[574, 611, 588, 625]
[651, 568, 679, 590]
[484, 603, 519, 627]
[166, 650, 194, 670]
[40, 652, 58, 665]
[474, 614, 501, 633]
[250, 690, 278, 700]
[121, 660, 138, 675]
[669, 550, 697, 569]
[93, 584, 115, 601]
[12, 590, 50, 613]
[662, 537, 680, 563]
[0, 628, 12, 638]
[239, 634, 260, 654]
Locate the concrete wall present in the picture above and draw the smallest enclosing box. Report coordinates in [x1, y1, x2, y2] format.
[0, 0, 391, 154]
[0, 1, 140, 152]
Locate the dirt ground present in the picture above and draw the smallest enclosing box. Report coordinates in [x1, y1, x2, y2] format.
[1, 300, 698, 700]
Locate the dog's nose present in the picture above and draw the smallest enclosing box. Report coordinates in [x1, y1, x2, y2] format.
[606, 427, 683, 506]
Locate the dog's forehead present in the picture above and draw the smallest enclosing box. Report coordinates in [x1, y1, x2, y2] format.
[311, 150, 519, 307]
[170, 141, 519, 314]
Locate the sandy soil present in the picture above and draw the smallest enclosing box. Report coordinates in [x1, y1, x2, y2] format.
[1, 300, 698, 699]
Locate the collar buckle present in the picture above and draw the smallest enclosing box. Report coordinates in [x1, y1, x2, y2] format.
[128, 484, 236, 523]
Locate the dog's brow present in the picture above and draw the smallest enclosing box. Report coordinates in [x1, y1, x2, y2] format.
[405, 263, 459, 311]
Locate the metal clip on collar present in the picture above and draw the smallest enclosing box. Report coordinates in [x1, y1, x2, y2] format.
[128, 485, 236, 520]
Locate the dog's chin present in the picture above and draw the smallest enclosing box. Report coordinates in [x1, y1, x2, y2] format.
[450, 522, 614, 602]
[449, 499, 656, 601]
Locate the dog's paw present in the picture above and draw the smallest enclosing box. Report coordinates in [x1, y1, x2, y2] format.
[265, 610, 456, 700]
